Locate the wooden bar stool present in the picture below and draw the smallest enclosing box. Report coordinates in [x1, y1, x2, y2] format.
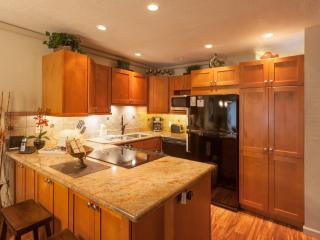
[48, 229, 79, 240]
[0, 199, 53, 240]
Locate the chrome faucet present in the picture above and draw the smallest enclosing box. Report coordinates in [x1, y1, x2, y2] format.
[121, 115, 128, 135]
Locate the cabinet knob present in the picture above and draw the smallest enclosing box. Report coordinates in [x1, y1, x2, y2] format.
[264, 80, 268, 83]
[269, 147, 274, 152]
[92, 204, 100, 211]
[87, 202, 92, 208]
[269, 79, 274, 83]
[263, 147, 268, 152]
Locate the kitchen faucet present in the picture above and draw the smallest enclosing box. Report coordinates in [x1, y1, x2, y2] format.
[121, 115, 128, 135]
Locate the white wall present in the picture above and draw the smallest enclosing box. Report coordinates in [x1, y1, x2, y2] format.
[0, 28, 50, 112]
[304, 25, 320, 238]
[0, 24, 147, 112]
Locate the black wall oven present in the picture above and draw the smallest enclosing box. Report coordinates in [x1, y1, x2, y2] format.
[187, 94, 239, 210]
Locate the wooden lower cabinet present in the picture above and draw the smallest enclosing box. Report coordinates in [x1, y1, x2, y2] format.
[15, 161, 211, 240]
[239, 88, 269, 215]
[128, 137, 162, 152]
[268, 86, 304, 226]
[35, 173, 69, 236]
[240, 86, 304, 227]
[69, 191, 130, 240]
[15, 163, 35, 203]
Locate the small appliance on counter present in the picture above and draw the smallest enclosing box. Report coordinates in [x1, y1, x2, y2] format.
[152, 117, 163, 132]
[170, 124, 184, 133]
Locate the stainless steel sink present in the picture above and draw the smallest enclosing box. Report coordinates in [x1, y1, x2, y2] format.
[87, 133, 151, 144]
[125, 133, 150, 138]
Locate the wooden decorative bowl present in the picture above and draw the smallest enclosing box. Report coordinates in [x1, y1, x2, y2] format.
[67, 145, 94, 169]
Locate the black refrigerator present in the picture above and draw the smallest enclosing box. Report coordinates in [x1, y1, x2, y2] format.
[187, 94, 239, 210]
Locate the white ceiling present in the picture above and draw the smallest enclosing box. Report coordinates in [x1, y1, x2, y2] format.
[1, 0, 320, 67]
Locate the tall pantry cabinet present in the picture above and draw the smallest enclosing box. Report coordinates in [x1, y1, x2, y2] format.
[239, 55, 304, 227]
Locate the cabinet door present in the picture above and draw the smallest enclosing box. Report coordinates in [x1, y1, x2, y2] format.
[101, 208, 130, 240]
[239, 88, 269, 215]
[25, 167, 35, 200]
[130, 72, 147, 105]
[174, 173, 211, 240]
[95, 64, 112, 113]
[191, 69, 214, 88]
[269, 55, 304, 87]
[70, 192, 96, 240]
[15, 163, 25, 203]
[214, 66, 239, 86]
[36, 174, 54, 212]
[112, 68, 131, 104]
[53, 182, 69, 234]
[174, 75, 191, 91]
[63, 50, 89, 115]
[129, 138, 162, 152]
[268, 86, 304, 227]
[148, 76, 169, 113]
[240, 60, 269, 88]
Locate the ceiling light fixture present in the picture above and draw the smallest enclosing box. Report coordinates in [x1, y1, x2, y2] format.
[147, 3, 159, 11]
[204, 44, 213, 49]
[96, 25, 107, 31]
[263, 32, 273, 38]
[135, 53, 142, 56]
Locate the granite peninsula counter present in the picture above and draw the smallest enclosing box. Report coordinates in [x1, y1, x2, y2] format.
[7, 147, 213, 240]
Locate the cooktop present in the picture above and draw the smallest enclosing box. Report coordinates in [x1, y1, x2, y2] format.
[87, 146, 165, 168]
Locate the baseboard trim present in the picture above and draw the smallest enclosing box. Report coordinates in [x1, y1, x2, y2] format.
[303, 225, 320, 238]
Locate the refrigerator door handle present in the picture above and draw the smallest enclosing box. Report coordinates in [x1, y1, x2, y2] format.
[186, 133, 190, 152]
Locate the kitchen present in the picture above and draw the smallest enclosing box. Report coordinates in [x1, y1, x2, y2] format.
[0, 1, 320, 240]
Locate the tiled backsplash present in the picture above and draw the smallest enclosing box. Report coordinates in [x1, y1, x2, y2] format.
[7, 106, 187, 145]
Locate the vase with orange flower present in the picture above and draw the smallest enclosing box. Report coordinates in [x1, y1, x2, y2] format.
[28, 108, 50, 150]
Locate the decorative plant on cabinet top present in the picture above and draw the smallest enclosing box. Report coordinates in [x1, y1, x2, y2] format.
[43, 31, 82, 52]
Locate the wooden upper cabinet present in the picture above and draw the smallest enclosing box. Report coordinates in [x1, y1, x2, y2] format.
[239, 88, 269, 215]
[148, 76, 169, 113]
[173, 75, 191, 91]
[214, 66, 239, 86]
[269, 55, 304, 86]
[268, 86, 304, 227]
[43, 49, 88, 116]
[112, 68, 147, 105]
[240, 59, 269, 88]
[130, 72, 147, 105]
[191, 69, 214, 88]
[88, 60, 112, 114]
[112, 68, 131, 105]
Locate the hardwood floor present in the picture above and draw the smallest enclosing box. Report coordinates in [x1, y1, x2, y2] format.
[211, 205, 318, 240]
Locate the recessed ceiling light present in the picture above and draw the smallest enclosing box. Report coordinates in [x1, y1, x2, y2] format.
[147, 3, 159, 11]
[96, 25, 107, 31]
[204, 44, 213, 49]
[263, 32, 273, 38]
[135, 53, 142, 56]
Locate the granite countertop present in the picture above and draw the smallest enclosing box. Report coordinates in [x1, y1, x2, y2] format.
[7, 148, 212, 222]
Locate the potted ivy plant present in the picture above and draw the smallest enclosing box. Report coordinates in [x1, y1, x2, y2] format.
[43, 31, 82, 52]
[28, 108, 50, 150]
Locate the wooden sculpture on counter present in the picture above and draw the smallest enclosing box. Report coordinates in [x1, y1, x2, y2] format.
[66, 138, 93, 169]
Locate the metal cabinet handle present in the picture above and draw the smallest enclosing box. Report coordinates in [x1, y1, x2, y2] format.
[269, 147, 274, 152]
[92, 204, 100, 211]
[87, 202, 92, 208]
[263, 147, 268, 152]
[264, 80, 268, 83]
[269, 80, 274, 83]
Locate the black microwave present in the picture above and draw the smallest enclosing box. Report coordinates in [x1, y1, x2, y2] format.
[170, 95, 190, 111]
